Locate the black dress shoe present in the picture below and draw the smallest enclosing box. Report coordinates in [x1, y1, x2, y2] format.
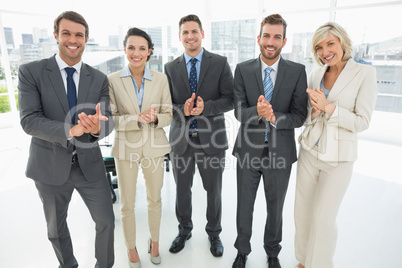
[268, 257, 281, 268]
[169, 232, 192, 253]
[208, 236, 223, 257]
[232, 252, 247, 268]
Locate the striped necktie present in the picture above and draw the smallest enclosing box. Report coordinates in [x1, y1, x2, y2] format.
[264, 67, 273, 142]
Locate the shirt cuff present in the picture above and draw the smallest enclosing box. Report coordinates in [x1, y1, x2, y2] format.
[90, 133, 100, 138]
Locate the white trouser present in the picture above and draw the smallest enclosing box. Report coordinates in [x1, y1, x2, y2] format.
[294, 147, 353, 268]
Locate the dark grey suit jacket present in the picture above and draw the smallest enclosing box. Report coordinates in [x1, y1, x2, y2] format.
[18, 55, 114, 185]
[164, 49, 234, 156]
[232, 57, 308, 168]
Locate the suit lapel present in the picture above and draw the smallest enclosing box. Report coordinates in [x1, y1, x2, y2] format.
[313, 66, 327, 89]
[197, 50, 211, 93]
[47, 56, 70, 115]
[253, 58, 264, 95]
[77, 63, 90, 108]
[141, 74, 152, 111]
[327, 59, 359, 102]
[177, 55, 192, 95]
[121, 75, 141, 113]
[271, 58, 286, 104]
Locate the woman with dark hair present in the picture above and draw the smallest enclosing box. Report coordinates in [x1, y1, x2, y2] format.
[108, 27, 172, 267]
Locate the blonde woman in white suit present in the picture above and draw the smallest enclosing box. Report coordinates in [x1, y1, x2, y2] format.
[295, 22, 377, 268]
[108, 28, 172, 268]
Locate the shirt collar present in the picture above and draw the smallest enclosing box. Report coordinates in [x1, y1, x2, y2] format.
[260, 55, 280, 73]
[120, 65, 152, 81]
[55, 53, 82, 74]
[184, 48, 204, 64]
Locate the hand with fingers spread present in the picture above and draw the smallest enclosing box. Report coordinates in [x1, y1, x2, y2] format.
[69, 103, 108, 137]
[306, 88, 335, 117]
[306, 88, 328, 111]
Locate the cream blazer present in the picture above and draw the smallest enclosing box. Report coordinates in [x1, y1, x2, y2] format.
[108, 69, 172, 160]
[299, 59, 377, 163]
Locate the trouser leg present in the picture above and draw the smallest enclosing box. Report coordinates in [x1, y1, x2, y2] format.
[261, 163, 292, 257]
[72, 162, 115, 268]
[234, 159, 261, 255]
[196, 149, 225, 237]
[294, 148, 320, 266]
[171, 149, 195, 235]
[141, 156, 164, 242]
[35, 175, 77, 267]
[115, 158, 140, 250]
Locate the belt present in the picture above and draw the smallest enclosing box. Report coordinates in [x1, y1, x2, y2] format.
[189, 131, 198, 138]
[71, 154, 78, 165]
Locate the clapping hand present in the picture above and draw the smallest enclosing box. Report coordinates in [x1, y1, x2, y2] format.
[190, 95, 204, 116]
[139, 105, 158, 124]
[257, 95, 276, 123]
[69, 103, 108, 137]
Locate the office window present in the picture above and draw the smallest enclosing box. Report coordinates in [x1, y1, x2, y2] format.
[1, 1, 402, 115]
[336, 0, 395, 7]
[335, 5, 402, 113]
[264, 0, 329, 12]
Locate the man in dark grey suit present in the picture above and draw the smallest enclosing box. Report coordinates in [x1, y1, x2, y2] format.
[18, 11, 115, 268]
[232, 14, 308, 268]
[164, 14, 233, 257]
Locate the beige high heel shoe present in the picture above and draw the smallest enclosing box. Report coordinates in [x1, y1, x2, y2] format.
[128, 247, 141, 268]
[148, 238, 161, 265]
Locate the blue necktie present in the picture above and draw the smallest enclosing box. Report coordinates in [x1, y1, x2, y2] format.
[189, 58, 198, 132]
[65, 67, 77, 124]
[264, 67, 273, 142]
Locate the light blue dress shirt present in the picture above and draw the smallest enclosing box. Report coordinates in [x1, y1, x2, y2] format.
[320, 78, 331, 98]
[120, 65, 152, 111]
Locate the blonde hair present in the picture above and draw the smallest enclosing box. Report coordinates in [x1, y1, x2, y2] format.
[311, 22, 353, 66]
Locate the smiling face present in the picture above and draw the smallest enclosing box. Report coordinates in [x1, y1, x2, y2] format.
[54, 18, 87, 66]
[179, 21, 204, 57]
[315, 34, 344, 66]
[257, 23, 287, 66]
[124, 35, 151, 70]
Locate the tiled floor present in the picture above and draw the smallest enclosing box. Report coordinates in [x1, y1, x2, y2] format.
[0, 111, 401, 268]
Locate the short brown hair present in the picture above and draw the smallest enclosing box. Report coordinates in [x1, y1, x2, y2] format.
[179, 14, 203, 32]
[54, 11, 89, 38]
[259, 14, 287, 39]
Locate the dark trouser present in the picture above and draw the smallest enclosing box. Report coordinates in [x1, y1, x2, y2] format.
[235, 146, 292, 257]
[171, 136, 225, 237]
[35, 160, 115, 268]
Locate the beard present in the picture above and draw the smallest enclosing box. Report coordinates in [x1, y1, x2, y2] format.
[260, 45, 282, 62]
